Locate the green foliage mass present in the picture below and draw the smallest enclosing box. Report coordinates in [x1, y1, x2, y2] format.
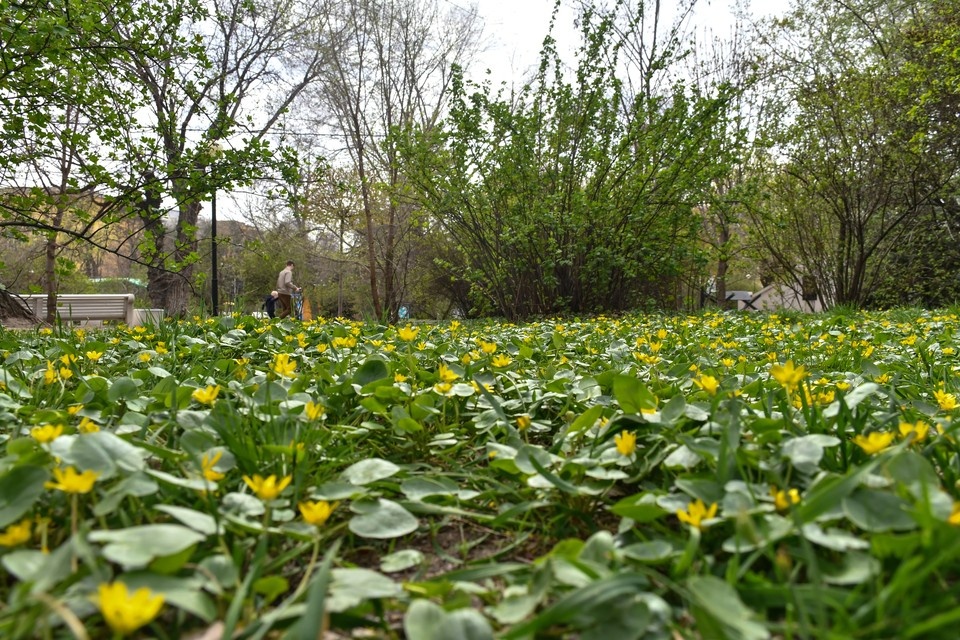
[401, 6, 735, 319]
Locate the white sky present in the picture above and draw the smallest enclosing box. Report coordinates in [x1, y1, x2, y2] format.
[469, 0, 794, 85]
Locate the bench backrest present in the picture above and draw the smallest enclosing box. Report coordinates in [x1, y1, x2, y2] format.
[18, 294, 136, 325]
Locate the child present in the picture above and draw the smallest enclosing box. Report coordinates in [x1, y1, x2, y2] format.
[262, 291, 279, 318]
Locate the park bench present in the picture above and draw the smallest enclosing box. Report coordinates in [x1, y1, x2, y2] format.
[17, 293, 137, 326]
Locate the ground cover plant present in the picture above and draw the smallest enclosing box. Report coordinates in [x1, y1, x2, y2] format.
[2, 308, 960, 638]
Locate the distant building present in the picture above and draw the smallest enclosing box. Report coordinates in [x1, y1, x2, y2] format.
[739, 283, 823, 312]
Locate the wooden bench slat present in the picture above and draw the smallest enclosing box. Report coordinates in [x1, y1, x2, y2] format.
[17, 294, 137, 325]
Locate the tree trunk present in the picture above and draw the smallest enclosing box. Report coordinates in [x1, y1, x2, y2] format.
[0, 291, 41, 322]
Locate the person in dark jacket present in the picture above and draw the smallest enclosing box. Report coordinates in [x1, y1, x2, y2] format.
[263, 290, 279, 318]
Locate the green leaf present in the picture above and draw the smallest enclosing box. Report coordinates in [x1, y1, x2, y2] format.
[155, 505, 222, 536]
[253, 575, 289, 605]
[613, 375, 657, 414]
[286, 539, 340, 640]
[326, 568, 403, 612]
[686, 575, 770, 640]
[353, 358, 390, 387]
[405, 599, 495, 640]
[341, 458, 401, 485]
[107, 376, 140, 402]
[568, 405, 605, 434]
[501, 574, 649, 639]
[620, 540, 675, 563]
[842, 489, 916, 532]
[380, 549, 425, 573]
[0, 465, 48, 528]
[53, 431, 148, 478]
[610, 493, 667, 523]
[400, 477, 459, 501]
[89, 524, 207, 570]
[349, 499, 419, 539]
[823, 552, 881, 585]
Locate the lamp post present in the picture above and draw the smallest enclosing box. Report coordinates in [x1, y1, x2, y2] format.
[206, 141, 222, 318]
[211, 189, 218, 316]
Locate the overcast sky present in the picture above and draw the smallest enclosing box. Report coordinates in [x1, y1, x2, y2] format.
[469, 0, 793, 84]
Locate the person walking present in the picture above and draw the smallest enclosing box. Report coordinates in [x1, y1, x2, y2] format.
[276, 261, 301, 319]
[262, 290, 279, 318]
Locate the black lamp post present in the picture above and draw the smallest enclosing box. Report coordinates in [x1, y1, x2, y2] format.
[211, 189, 219, 317]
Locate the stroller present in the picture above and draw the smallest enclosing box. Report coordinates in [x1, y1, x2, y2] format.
[292, 291, 304, 321]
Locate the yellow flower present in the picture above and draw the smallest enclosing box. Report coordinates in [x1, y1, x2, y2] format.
[0, 519, 31, 547]
[720, 358, 735, 368]
[304, 401, 325, 421]
[96, 582, 164, 636]
[58, 366, 73, 380]
[67, 404, 83, 415]
[676, 499, 718, 529]
[332, 336, 356, 349]
[438, 364, 459, 383]
[898, 420, 930, 443]
[491, 354, 513, 367]
[394, 372, 408, 383]
[835, 381, 851, 391]
[31, 424, 63, 444]
[85, 351, 103, 361]
[614, 430, 637, 456]
[852, 431, 895, 455]
[693, 374, 719, 396]
[45, 466, 100, 494]
[44, 361, 56, 384]
[60, 354, 78, 366]
[191, 384, 221, 405]
[433, 382, 452, 395]
[516, 415, 532, 431]
[770, 486, 801, 511]
[201, 451, 225, 482]
[770, 360, 807, 394]
[243, 474, 292, 501]
[950, 502, 960, 526]
[935, 389, 958, 412]
[397, 325, 419, 342]
[272, 353, 297, 378]
[480, 340, 497, 354]
[138, 352, 151, 362]
[299, 500, 338, 527]
[78, 417, 100, 433]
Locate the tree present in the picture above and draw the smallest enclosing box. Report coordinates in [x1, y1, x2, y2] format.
[401, 0, 734, 318]
[748, 0, 958, 308]
[310, 0, 482, 321]
[111, 0, 338, 316]
[0, 0, 165, 319]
